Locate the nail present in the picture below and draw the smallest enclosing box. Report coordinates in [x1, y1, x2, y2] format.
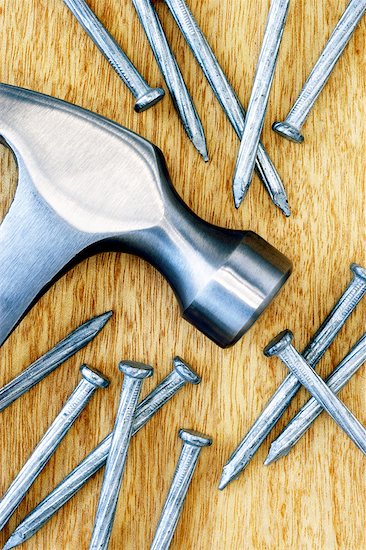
[132, 0, 208, 160]
[219, 263, 366, 489]
[0, 311, 112, 412]
[2, 358, 200, 550]
[90, 361, 153, 549]
[302, 264, 366, 365]
[63, 0, 165, 112]
[164, 0, 290, 216]
[233, 0, 290, 208]
[264, 330, 366, 456]
[266, 332, 366, 464]
[0, 365, 109, 531]
[273, 0, 366, 142]
[151, 429, 212, 550]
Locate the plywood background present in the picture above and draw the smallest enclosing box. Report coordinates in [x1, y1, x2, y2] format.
[0, 1, 365, 548]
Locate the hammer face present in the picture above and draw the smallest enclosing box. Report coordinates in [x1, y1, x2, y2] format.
[0, 84, 291, 349]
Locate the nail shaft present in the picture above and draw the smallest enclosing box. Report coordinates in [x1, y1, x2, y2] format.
[266, 333, 366, 463]
[3, 358, 200, 550]
[0, 311, 112, 412]
[233, 0, 290, 208]
[151, 429, 212, 550]
[90, 361, 153, 549]
[132, 0, 208, 159]
[219, 263, 366, 489]
[264, 331, 366, 456]
[273, 0, 366, 142]
[163, 0, 290, 215]
[63, 0, 165, 112]
[5, 360, 199, 549]
[0, 366, 108, 531]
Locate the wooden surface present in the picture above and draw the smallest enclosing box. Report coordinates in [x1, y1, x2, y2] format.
[0, 1, 365, 548]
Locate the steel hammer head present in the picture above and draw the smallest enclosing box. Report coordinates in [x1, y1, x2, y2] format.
[0, 84, 291, 348]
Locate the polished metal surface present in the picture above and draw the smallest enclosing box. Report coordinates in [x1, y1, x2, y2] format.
[233, 0, 290, 208]
[131, 0, 208, 159]
[273, 0, 366, 142]
[163, 0, 290, 216]
[0, 83, 291, 349]
[151, 429, 212, 550]
[0, 311, 112, 412]
[264, 331, 366, 456]
[266, 333, 366, 464]
[2, 358, 200, 550]
[219, 263, 366, 489]
[63, 0, 164, 112]
[90, 361, 153, 550]
[0, 365, 108, 531]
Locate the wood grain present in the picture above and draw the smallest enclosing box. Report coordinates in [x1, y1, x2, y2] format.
[0, 0, 365, 548]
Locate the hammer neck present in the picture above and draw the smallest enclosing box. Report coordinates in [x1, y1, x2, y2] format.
[118, 194, 242, 312]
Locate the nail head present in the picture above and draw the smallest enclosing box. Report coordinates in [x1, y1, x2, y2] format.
[119, 361, 153, 379]
[179, 429, 212, 447]
[350, 263, 366, 281]
[272, 121, 304, 143]
[264, 330, 293, 357]
[134, 88, 165, 113]
[173, 357, 201, 385]
[80, 365, 109, 388]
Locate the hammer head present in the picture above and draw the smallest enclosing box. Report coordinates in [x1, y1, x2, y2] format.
[0, 84, 291, 348]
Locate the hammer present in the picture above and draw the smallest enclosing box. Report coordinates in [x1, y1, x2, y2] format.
[0, 84, 291, 348]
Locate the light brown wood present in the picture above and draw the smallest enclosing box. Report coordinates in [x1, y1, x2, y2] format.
[0, 1, 365, 548]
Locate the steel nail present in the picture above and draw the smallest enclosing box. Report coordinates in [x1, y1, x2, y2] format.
[301, 264, 366, 364]
[63, 0, 165, 112]
[0, 311, 112, 412]
[273, 0, 366, 142]
[151, 429, 212, 550]
[219, 263, 366, 489]
[2, 358, 200, 550]
[266, 332, 366, 463]
[233, 0, 290, 208]
[163, 0, 290, 215]
[0, 365, 109, 531]
[264, 330, 366, 456]
[90, 361, 153, 550]
[132, 0, 208, 160]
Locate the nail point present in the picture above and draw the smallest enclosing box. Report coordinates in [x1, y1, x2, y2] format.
[2, 534, 22, 550]
[93, 310, 113, 324]
[86, 310, 113, 333]
[264, 443, 290, 465]
[3, 534, 24, 550]
[197, 142, 209, 162]
[190, 130, 208, 161]
[263, 449, 278, 465]
[232, 183, 244, 209]
[274, 192, 291, 217]
[218, 470, 231, 490]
